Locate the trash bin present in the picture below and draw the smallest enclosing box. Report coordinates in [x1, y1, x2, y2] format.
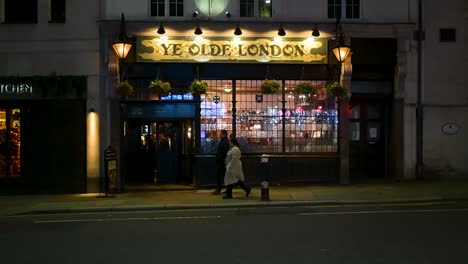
[260, 154, 270, 201]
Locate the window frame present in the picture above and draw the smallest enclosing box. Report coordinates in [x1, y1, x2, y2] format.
[345, 0, 360, 19]
[3, 0, 38, 24]
[150, 0, 166, 17]
[50, 0, 66, 23]
[240, 0, 255, 18]
[169, 0, 184, 17]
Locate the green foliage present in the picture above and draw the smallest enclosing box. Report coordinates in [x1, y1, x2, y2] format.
[189, 80, 208, 95]
[326, 82, 348, 97]
[116, 81, 134, 97]
[260, 79, 280, 94]
[293, 82, 316, 95]
[148, 79, 172, 95]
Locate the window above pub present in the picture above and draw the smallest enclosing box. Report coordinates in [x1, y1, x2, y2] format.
[440, 28, 456, 42]
[4, 0, 38, 24]
[50, 0, 66, 23]
[150, 0, 183, 17]
[240, 0, 272, 18]
[328, 0, 360, 19]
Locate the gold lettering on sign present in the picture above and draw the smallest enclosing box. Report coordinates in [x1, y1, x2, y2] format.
[137, 37, 327, 63]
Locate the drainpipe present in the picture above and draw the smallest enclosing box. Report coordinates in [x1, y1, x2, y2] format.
[416, 0, 424, 179]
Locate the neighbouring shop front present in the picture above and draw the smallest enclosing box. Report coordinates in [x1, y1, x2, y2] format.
[0, 76, 87, 193]
[110, 23, 396, 188]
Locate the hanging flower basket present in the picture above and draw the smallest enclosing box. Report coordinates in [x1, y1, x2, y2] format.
[116, 81, 134, 97]
[293, 82, 316, 95]
[148, 79, 172, 96]
[260, 79, 280, 94]
[189, 80, 208, 95]
[326, 82, 348, 97]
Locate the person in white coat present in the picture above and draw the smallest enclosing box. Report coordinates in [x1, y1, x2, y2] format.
[223, 137, 251, 199]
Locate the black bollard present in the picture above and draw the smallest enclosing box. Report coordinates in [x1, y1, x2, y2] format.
[260, 154, 270, 201]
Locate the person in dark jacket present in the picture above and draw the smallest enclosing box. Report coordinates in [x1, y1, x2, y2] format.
[213, 130, 230, 194]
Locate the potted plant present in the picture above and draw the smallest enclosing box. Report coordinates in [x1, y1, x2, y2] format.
[293, 82, 316, 95]
[260, 79, 280, 94]
[148, 79, 172, 96]
[189, 80, 208, 95]
[326, 82, 348, 97]
[116, 81, 134, 98]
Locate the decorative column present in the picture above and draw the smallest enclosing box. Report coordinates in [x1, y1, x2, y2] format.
[339, 55, 352, 184]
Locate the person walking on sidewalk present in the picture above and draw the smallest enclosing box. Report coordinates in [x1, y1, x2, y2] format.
[223, 137, 251, 199]
[213, 130, 230, 195]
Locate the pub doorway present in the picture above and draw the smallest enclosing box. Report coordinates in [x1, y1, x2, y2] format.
[125, 119, 193, 185]
[349, 96, 390, 179]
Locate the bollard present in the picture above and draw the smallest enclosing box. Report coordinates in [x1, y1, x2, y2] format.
[260, 154, 270, 201]
[261, 180, 270, 201]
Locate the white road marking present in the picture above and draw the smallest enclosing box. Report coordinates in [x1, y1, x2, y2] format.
[298, 208, 468, 216]
[34, 215, 221, 224]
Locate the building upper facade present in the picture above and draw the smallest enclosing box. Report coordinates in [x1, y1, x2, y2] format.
[0, 0, 101, 76]
[104, 0, 417, 23]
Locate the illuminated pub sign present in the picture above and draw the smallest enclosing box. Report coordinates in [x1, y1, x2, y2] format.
[137, 37, 328, 64]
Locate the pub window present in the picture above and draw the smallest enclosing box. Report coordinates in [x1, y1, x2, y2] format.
[240, 0, 254, 17]
[199, 80, 338, 154]
[169, 0, 183, 17]
[50, 0, 66, 22]
[327, 0, 341, 19]
[284, 81, 338, 153]
[440, 28, 456, 42]
[4, 0, 38, 23]
[258, 0, 272, 18]
[150, 0, 165, 17]
[345, 0, 360, 19]
[236, 80, 282, 153]
[200, 80, 233, 154]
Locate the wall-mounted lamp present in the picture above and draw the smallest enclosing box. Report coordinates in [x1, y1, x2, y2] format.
[112, 13, 132, 59]
[332, 18, 351, 62]
[194, 23, 203, 35]
[234, 24, 242, 36]
[225, 11, 231, 18]
[193, 11, 198, 17]
[157, 22, 165, 35]
[312, 24, 320, 37]
[277, 24, 286, 36]
[89, 107, 95, 113]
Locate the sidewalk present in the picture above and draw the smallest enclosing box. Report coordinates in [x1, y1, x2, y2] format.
[1, 178, 468, 216]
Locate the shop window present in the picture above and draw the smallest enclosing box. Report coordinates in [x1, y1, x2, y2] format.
[151, 0, 165, 16]
[50, 0, 66, 22]
[236, 80, 282, 153]
[200, 80, 233, 153]
[345, 0, 360, 19]
[258, 0, 272, 18]
[4, 0, 38, 23]
[0, 109, 21, 178]
[240, 0, 254, 17]
[328, 0, 341, 19]
[169, 0, 183, 17]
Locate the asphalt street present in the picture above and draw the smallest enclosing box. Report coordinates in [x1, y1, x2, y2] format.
[1, 201, 468, 264]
